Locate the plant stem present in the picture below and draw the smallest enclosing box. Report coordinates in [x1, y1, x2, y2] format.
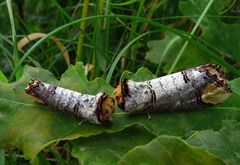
[76, 0, 89, 63]
[6, 0, 21, 80]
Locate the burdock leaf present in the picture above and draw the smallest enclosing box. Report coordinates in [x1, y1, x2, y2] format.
[187, 120, 240, 165]
[0, 64, 239, 163]
[117, 135, 225, 165]
[69, 67, 240, 164]
[71, 125, 155, 165]
[0, 63, 118, 162]
[120, 67, 156, 81]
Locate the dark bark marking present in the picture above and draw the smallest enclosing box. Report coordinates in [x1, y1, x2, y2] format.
[46, 86, 57, 99]
[122, 79, 131, 97]
[196, 64, 231, 92]
[73, 100, 80, 116]
[95, 94, 105, 123]
[146, 81, 156, 110]
[181, 71, 190, 83]
[115, 79, 130, 111]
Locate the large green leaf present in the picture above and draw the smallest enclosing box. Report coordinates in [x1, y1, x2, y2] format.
[69, 68, 240, 164]
[0, 63, 119, 162]
[119, 67, 156, 81]
[118, 135, 225, 165]
[187, 120, 240, 165]
[71, 125, 155, 165]
[0, 64, 239, 163]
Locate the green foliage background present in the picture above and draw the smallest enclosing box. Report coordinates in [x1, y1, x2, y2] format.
[0, 0, 240, 164]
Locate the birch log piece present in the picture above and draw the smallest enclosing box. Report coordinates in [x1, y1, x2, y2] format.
[114, 64, 231, 112]
[25, 80, 115, 124]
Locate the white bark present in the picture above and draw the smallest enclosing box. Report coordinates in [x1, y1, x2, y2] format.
[25, 80, 115, 124]
[115, 64, 231, 112]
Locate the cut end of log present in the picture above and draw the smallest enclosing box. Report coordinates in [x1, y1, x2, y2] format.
[114, 83, 124, 110]
[25, 79, 41, 94]
[197, 63, 231, 92]
[199, 64, 232, 105]
[96, 94, 115, 123]
[24, 79, 45, 103]
[114, 80, 129, 111]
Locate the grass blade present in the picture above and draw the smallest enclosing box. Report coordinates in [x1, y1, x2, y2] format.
[9, 15, 239, 82]
[168, 0, 215, 74]
[6, 0, 22, 80]
[0, 70, 8, 83]
[106, 31, 153, 83]
[76, 0, 89, 62]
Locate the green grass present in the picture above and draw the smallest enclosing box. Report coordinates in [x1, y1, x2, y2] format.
[168, 0, 215, 74]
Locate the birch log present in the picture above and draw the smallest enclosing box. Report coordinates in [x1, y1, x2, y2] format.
[114, 64, 231, 112]
[25, 80, 115, 124]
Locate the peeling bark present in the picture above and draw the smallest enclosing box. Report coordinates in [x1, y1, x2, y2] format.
[25, 80, 115, 124]
[114, 64, 231, 112]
